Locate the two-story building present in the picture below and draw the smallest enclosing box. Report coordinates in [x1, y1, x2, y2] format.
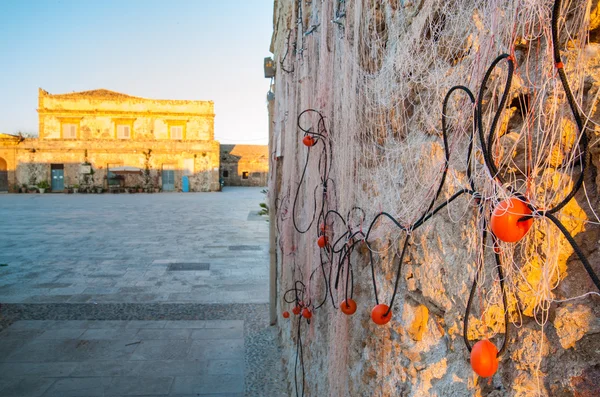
[0, 88, 220, 192]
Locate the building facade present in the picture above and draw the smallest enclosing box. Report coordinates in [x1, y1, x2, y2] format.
[0, 88, 220, 192]
[220, 144, 269, 186]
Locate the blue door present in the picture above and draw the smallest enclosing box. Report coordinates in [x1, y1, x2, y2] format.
[162, 170, 175, 191]
[51, 169, 64, 191]
[182, 176, 190, 192]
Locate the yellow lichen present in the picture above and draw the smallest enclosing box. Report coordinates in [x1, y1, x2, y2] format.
[408, 305, 430, 341]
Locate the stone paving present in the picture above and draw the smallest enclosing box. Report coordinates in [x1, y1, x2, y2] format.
[0, 188, 288, 396]
[0, 320, 245, 396]
[0, 189, 269, 305]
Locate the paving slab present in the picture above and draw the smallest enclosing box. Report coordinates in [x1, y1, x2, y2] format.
[42, 377, 105, 397]
[0, 377, 55, 397]
[102, 376, 174, 396]
[130, 339, 193, 361]
[171, 374, 244, 394]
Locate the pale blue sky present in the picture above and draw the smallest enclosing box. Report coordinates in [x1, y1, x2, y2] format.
[0, 0, 273, 144]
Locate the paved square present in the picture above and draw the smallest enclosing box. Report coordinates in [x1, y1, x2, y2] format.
[0, 188, 269, 304]
[0, 188, 287, 396]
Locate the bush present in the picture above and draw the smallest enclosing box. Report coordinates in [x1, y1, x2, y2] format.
[37, 180, 50, 189]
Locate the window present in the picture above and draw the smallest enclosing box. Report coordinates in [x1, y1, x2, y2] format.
[59, 118, 81, 139]
[170, 126, 183, 140]
[117, 125, 131, 139]
[222, 170, 229, 178]
[62, 123, 77, 139]
[242, 171, 249, 179]
[166, 120, 187, 140]
[113, 118, 135, 139]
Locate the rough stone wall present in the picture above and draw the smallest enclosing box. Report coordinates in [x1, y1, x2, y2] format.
[270, 1, 600, 396]
[220, 144, 269, 186]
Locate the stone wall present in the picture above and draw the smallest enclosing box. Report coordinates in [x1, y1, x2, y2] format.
[270, 0, 600, 396]
[220, 144, 269, 187]
[0, 139, 219, 192]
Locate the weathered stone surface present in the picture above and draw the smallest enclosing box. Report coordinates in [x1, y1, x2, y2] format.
[270, 0, 600, 396]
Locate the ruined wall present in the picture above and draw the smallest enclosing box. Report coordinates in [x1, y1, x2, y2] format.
[270, 0, 600, 396]
[220, 144, 269, 186]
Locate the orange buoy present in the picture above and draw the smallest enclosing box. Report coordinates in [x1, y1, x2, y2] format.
[340, 299, 357, 315]
[470, 339, 499, 377]
[490, 197, 533, 243]
[282, 311, 290, 318]
[301, 308, 312, 319]
[317, 235, 328, 248]
[371, 304, 392, 325]
[302, 135, 316, 147]
[292, 305, 301, 315]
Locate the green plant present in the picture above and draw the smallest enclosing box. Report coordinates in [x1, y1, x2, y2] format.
[37, 180, 50, 189]
[73, 184, 80, 189]
[258, 189, 269, 221]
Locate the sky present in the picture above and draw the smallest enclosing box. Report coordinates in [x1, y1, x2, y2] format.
[0, 0, 273, 144]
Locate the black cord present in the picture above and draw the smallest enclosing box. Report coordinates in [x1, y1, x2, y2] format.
[463, 221, 510, 357]
[476, 54, 514, 185]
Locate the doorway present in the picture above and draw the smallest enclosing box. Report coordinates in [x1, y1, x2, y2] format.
[51, 164, 65, 192]
[162, 164, 175, 192]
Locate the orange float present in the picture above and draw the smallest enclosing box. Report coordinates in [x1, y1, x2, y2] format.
[292, 305, 301, 315]
[317, 235, 328, 248]
[371, 304, 392, 325]
[470, 339, 499, 377]
[301, 308, 312, 319]
[340, 299, 357, 315]
[490, 197, 533, 243]
[282, 311, 290, 318]
[302, 135, 316, 147]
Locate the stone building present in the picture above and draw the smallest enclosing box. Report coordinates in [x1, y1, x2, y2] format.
[0, 88, 220, 192]
[220, 144, 268, 186]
